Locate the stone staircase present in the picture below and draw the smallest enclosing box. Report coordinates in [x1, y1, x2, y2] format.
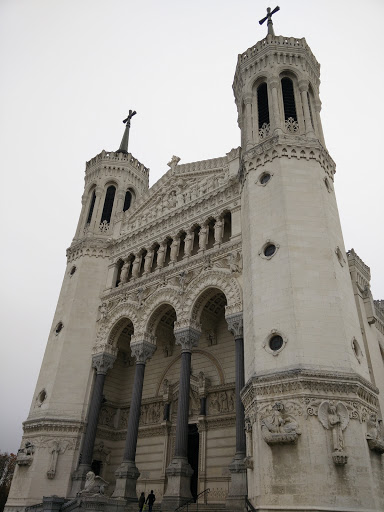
[153, 504, 228, 512]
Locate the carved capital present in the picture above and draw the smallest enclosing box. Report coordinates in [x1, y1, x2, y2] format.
[92, 352, 116, 375]
[174, 327, 201, 353]
[268, 77, 279, 90]
[298, 79, 309, 93]
[95, 186, 104, 197]
[243, 93, 253, 105]
[226, 313, 243, 340]
[130, 340, 156, 364]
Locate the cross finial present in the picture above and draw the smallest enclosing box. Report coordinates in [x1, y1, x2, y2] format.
[259, 6, 280, 36]
[116, 109, 137, 154]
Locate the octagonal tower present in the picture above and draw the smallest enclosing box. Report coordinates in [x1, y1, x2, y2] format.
[236, 31, 384, 511]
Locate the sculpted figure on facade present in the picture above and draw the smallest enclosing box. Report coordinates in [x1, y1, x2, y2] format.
[260, 402, 301, 445]
[184, 231, 193, 256]
[119, 260, 130, 285]
[318, 401, 349, 465]
[144, 250, 153, 274]
[77, 471, 109, 496]
[46, 440, 71, 479]
[157, 243, 166, 268]
[16, 441, 35, 466]
[366, 413, 384, 453]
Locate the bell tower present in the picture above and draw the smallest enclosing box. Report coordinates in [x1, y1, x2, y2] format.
[237, 10, 383, 512]
[5, 116, 149, 507]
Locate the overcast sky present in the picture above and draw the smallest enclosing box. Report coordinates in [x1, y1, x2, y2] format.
[1, 0, 383, 453]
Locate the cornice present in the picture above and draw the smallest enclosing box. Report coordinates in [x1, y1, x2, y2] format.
[67, 236, 111, 262]
[239, 134, 335, 184]
[23, 418, 85, 434]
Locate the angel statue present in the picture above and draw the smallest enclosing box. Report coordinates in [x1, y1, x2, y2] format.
[318, 401, 349, 464]
[77, 471, 109, 496]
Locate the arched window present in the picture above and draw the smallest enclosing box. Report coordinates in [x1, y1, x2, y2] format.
[86, 190, 96, 224]
[191, 226, 200, 256]
[281, 77, 297, 122]
[123, 190, 132, 212]
[222, 211, 232, 243]
[206, 219, 215, 250]
[177, 232, 186, 262]
[101, 186, 116, 224]
[257, 83, 270, 128]
[164, 239, 172, 267]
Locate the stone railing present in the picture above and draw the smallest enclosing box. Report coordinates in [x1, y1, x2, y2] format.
[85, 150, 149, 175]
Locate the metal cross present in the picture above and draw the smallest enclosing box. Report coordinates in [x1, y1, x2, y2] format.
[259, 6, 280, 36]
[123, 109, 137, 126]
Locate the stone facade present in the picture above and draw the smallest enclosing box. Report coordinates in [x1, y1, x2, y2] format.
[6, 28, 384, 512]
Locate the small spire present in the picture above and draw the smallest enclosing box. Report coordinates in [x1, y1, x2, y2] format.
[116, 110, 137, 154]
[259, 6, 280, 36]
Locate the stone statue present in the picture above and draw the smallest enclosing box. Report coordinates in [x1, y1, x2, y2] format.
[261, 402, 301, 445]
[119, 260, 129, 284]
[318, 400, 349, 464]
[366, 413, 384, 453]
[184, 232, 193, 256]
[77, 471, 109, 496]
[157, 244, 166, 268]
[167, 155, 181, 174]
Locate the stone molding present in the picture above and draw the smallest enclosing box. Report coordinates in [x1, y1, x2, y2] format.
[239, 135, 335, 185]
[225, 313, 243, 339]
[92, 352, 116, 375]
[130, 339, 157, 364]
[67, 237, 111, 263]
[174, 327, 201, 353]
[23, 418, 85, 434]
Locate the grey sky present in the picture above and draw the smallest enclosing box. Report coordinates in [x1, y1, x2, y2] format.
[1, 0, 383, 453]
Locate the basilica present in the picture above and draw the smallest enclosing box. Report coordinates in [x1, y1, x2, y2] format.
[6, 11, 384, 512]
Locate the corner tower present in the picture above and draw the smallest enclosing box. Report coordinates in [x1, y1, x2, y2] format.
[237, 18, 384, 512]
[5, 119, 149, 508]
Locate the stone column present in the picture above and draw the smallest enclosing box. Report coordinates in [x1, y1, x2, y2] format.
[314, 98, 325, 146]
[243, 94, 253, 149]
[269, 78, 283, 135]
[162, 327, 201, 511]
[225, 313, 247, 510]
[90, 186, 104, 234]
[112, 338, 156, 501]
[71, 350, 116, 496]
[299, 80, 315, 138]
[74, 194, 88, 239]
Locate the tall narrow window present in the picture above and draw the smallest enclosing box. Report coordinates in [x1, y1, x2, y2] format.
[86, 191, 96, 224]
[222, 212, 232, 243]
[257, 83, 270, 128]
[307, 91, 314, 130]
[281, 77, 297, 121]
[123, 190, 132, 212]
[101, 186, 116, 224]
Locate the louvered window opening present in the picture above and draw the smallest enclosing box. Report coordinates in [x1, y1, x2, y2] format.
[101, 186, 116, 223]
[86, 191, 96, 224]
[307, 91, 314, 129]
[281, 78, 297, 121]
[123, 190, 132, 212]
[257, 83, 270, 128]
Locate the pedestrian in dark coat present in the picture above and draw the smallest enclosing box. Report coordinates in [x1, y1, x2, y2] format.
[146, 490, 156, 512]
[138, 492, 145, 512]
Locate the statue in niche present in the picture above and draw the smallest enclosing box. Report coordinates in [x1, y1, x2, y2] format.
[219, 391, 229, 412]
[205, 329, 216, 346]
[184, 232, 193, 256]
[366, 412, 384, 453]
[318, 400, 349, 465]
[261, 402, 301, 445]
[77, 471, 109, 497]
[98, 302, 108, 321]
[119, 261, 129, 285]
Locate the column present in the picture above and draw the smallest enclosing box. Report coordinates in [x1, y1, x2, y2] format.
[299, 80, 315, 138]
[112, 338, 156, 500]
[243, 94, 253, 149]
[162, 327, 201, 511]
[269, 78, 283, 135]
[314, 98, 325, 146]
[74, 194, 88, 239]
[225, 313, 247, 510]
[90, 186, 104, 234]
[70, 350, 116, 496]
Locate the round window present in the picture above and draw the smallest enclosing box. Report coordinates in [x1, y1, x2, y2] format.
[264, 244, 276, 257]
[37, 389, 47, 405]
[260, 173, 271, 185]
[269, 335, 284, 351]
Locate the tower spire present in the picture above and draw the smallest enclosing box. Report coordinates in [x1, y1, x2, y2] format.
[259, 6, 280, 36]
[116, 109, 137, 154]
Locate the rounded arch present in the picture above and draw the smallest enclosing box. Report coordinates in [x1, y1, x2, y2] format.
[278, 67, 300, 81]
[96, 303, 139, 347]
[108, 316, 134, 348]
[141, 287, 183, 335]
[184, 271, 242, 324]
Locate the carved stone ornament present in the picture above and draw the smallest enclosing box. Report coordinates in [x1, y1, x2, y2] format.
[226, 313, 243, 339]
[130, 340, 156, 364]
[260, 402, 301, 445]
[174, 327, 201, 352]
[318, 401, 349, 465]
[16, 441, 35, 466]
[46, 439, 71, 479]
[366, 413, 384, 454]
[92, 352, 116, 375]
[77, 470, 109, 497]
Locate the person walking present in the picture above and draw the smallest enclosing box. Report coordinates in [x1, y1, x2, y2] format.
[146, 490, 156, 512]
[138, 492, 145, 512]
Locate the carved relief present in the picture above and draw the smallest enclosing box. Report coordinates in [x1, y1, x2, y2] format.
[318, 401, 349, 465]
[46, 439, 71, 479]
[260, 402, 301, 445]
[16, 441, 35, 466]
[208, 390, 235, 415]
[366, 413, 384, 454]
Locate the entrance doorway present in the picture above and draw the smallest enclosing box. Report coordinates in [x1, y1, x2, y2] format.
[187, 424, 199, 500]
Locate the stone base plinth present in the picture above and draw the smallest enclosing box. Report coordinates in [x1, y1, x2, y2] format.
[111, 461, 140, 500]
[162, 457, 193, 511]
[226, 455, 247, 511]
